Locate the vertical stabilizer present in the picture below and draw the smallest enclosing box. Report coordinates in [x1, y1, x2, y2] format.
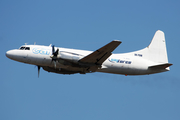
[147, 30, 168, 63]
[125, 30, 169, 64]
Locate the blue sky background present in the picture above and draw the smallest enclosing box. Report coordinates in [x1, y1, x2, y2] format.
[1, 0, 180, 120]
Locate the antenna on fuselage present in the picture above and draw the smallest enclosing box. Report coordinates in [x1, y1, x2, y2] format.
[25, 43, 28, 45]
[34, 42, 36, 45]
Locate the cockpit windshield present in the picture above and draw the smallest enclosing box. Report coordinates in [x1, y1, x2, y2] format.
[19, 46, 30, 50]
[20, 47, 25, 50]
[25, 47, 30, 50]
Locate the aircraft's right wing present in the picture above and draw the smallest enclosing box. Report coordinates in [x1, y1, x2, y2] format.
[78, 40, 121, 71]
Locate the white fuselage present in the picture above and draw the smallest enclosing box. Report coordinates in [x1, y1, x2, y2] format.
[6, 44, 168, 75]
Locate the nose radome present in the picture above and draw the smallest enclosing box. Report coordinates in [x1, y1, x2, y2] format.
[6, 50, 10, 58]
[6, 50, 15, 59]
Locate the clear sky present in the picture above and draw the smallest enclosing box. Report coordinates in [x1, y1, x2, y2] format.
[1, 0, 180, 120]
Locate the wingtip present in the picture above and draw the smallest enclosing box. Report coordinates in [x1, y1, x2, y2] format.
[113, 40, 122, 43]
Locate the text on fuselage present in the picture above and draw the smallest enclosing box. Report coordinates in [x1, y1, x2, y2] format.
[32, 48, 50, 55]
[108, 58, 132, 64]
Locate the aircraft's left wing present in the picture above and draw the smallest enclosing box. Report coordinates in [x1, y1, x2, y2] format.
[78, 40, 121, 71]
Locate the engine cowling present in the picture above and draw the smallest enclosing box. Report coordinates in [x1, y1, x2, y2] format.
[59, 51, 84, 62]
[43, 66, 78, 74]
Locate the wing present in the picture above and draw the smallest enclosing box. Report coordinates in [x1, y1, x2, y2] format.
[78, 40, 121, 71]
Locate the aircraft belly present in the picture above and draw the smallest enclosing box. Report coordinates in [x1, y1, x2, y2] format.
[99, 66, 148, 75]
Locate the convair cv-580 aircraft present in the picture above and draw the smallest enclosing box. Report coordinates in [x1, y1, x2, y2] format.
[6, 30, 172, 76]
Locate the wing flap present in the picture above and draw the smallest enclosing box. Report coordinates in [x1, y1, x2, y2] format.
[78, 40, 121, 65]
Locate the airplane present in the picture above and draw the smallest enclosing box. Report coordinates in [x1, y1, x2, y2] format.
[6, 30, 172, 76]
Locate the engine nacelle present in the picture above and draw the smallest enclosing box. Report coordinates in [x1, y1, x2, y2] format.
[59, 51, 84, 62]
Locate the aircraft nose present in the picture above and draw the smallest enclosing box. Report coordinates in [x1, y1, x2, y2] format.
[6, 50, 15, 59]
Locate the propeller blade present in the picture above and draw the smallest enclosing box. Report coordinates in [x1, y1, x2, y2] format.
[52, 45, 55, 54]
[54, 49, 59, 57]
[50, 45, 59, 68]
[38, 66, 41, 78]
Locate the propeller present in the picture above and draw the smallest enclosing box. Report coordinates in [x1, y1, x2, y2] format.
[38, 66, 41, 78]
[50, 45, 59, 68]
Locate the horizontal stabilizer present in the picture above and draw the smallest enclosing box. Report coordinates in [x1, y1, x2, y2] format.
[148, 63, 173, 69]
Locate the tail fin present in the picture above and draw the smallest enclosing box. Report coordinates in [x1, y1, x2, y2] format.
[127, 30, 169, 63]
[147, 30, 168, 63]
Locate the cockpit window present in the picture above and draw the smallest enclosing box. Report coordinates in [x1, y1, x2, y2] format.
[20, 47, 25, 50]
[25, 47, 30, 50]
[19, 47, 30, 50]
